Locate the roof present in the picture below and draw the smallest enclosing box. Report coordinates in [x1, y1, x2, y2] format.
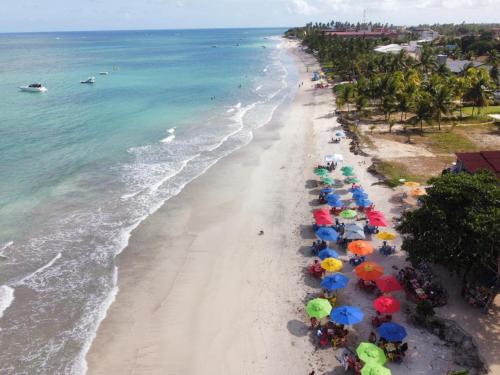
[456, 151, 500, 178]
[323, 31, 397, 37]
[374, 44, 403, 54]
[446, 59, 485, 73]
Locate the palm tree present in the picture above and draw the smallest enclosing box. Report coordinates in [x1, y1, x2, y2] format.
[418, 46, 437, 75]
[464, 68, 493, 115]
[340, 84, 355, 112]
[414, 92, 433, 133]
[432, 84, 453, 130]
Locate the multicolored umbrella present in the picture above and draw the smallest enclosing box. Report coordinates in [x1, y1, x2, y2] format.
[315, 227, 338, 241]
[340, 209, 357, 219]
[375, 275, 402, 293]
[321, 273, 350, 291]
[361, 363, 391, 375]
[376, 232, 397, 241]
[320, 257, 343, 272]
[355, 262, 384, 281]
[356, 342, 387, 365]
[330, 305, 364, 325]
[377, 322, 407, 342]
[348, 240, 373, 256]
[306, 298, 332, 319]
[373, 296, 401, 314]
[318, 248, 340, 260]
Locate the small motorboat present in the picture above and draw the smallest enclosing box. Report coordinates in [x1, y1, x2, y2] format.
[80, 77, 95, 84]
[19, 83, 47, 92]
[99, 72, 109, 75]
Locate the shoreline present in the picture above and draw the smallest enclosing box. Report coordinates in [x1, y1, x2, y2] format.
[86, 39, 320, 374]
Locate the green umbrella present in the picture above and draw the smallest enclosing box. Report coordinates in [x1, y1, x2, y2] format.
[315, 168, 328, 176]
[342, 170, 356, 177]
[306, 298, 332, 319]
[356, 342, 387, 366]
[322, 177, 334, 185]
[341, 166, 353, 172]
[345, 177, 359, 184]
[361, 364, 391, 375]
[340, 209, 357, 219]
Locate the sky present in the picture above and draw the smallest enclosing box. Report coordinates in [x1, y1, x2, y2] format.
[2, 0, 500, 33]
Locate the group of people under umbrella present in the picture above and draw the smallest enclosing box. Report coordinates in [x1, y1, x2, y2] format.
[305, 161, 410, 374]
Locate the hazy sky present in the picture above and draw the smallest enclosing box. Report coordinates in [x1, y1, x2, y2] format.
[2, 0, 500, 32]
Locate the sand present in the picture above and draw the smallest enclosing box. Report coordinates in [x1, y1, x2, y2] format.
[86, 40, 497, 375]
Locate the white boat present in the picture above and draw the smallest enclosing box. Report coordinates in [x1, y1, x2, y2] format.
[80, 77, 95, 84]
[19, 83, 47, 92]
[99, 72, 109, 75]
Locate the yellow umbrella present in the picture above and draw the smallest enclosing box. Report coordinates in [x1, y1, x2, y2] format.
[410, 187, 427, 197]
[321, 258, 343, 272]
[404, 181, 420, 188]
[376, 232, 397, 241]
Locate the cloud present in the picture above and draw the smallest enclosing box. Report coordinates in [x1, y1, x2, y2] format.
[289, 0, 319, 15]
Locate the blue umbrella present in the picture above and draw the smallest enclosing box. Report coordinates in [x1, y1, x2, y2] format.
[321, 187, 334, 194]
[353, 192, 369, 199]
[326, 194, 342, 201]
[315, 227, 339, 242]
[357, 199, 373, 208]
[321, 273, 350, 291]
[327, 197, 343, 207]
[330, 306, 364, 325]
[318, 248, 340, 260]
[335, 131, 346, 137]
[377, 323, 407, 342]
[350, 187, 364, 193]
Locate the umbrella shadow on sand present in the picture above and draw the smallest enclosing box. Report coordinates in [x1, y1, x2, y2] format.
[302, 268, 321, 288]
[286, 319, 309, 337]
[305, 179, 318, 189]
[299, 224, 316, 240]
[298, 245, 313, 257]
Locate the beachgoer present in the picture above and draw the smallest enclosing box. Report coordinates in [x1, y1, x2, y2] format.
[310, 317, 318, 329]
[369, 331, 377, 343]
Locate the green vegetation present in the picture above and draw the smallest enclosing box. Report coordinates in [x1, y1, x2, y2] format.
[461, 105, 500, 115]
[371, 160, 427, 187]
[397, 171, 500, 313]
[426, 132, 478, 153]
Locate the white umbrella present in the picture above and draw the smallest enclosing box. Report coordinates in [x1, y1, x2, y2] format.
[325, 154, 343, 163]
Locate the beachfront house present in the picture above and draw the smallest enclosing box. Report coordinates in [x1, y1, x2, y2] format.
[452, 151, 500, 179]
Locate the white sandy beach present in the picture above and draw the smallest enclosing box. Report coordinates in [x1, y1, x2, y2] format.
[87, 40, 498, 375]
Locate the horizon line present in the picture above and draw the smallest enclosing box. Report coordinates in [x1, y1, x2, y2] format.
[0, 26, 294, 35]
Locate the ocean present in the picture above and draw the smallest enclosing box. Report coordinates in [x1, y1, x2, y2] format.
[0, 28, 298, 373]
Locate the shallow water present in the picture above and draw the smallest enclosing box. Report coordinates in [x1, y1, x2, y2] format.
[0, 28, 298, 373]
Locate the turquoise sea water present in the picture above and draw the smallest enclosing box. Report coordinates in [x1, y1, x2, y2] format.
[0, 29, 298, 373]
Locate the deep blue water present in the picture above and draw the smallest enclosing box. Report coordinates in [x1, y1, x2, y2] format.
[0, 28, 297, 373]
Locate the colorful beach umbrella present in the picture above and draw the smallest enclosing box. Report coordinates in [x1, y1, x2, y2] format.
[315, 167, 328, 176]
[326, 193, 342, 201]
[348, 240, 373, 256]
[320, 187, 333, 194]
[357, 199, 374, 208]
[404, 181, 420, 188]
[313, 208, 333, 225]
[340, 209, 357, 219]
[315, 227, 338, 241]
[306, 298, 332, 319]
[345, 177, 359, 184]
[330, 305, 364, 325]
[341, 166, 353, 172]
[321, 273, 349, 291]
[318, 248, 340, 260]
[375, 275, 402, 293]
[322, 177, 335, 185]
[410, 187, 427, 196]
[368, 216, 387, 227]
[353, 191, 369, 199]
[321, 258, 343, 272]
[373, 296, 401, 314]
[356, 343, 387, 366]
[355, 262, 384, 281]
[377, 322, 407, 342]
[361, 364, 391, 375]
[343, 170, 356, 177]
[376, 232, 397, 241]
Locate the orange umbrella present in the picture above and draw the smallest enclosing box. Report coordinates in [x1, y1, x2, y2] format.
[373, 296, 401, 314]
[410, 187, 426, 197]
[348, 240, 374, 256]
[404, 181, 420, 188]
[355, 262, 384, 281]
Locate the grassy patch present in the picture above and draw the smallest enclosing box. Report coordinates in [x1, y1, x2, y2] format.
[425, 131, 479, 153]
[461, 105, 500, 116]
[371, 160, 427, 187]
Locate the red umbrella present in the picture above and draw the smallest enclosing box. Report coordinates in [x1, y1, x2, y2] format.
[373, 296, 400, 314]
[368, 216, 388, 227]
[375, 275, 402, 293]
[314, 209, 333, 225]
[367, 210, 385, 218]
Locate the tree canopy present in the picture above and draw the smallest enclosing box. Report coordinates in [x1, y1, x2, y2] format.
[397, 171, 500, 310]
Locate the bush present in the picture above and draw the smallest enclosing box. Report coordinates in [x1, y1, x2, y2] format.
[416, 300, 435, 318]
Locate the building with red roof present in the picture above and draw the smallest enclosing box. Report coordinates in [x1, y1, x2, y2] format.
[455, 151, 500, 179]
